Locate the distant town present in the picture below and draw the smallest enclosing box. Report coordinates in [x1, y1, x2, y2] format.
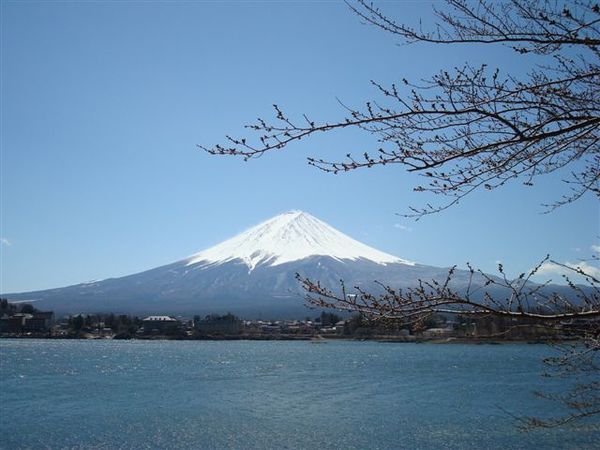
[0, 298, 589, 343]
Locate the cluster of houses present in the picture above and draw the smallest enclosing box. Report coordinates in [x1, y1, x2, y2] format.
[0, 297, 572, 341]
[142, 315, 342, 337]
[0, 309, 507, 339]
[242, 319, 345, 335]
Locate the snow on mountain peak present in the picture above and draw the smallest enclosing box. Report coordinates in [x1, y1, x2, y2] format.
[186, 210, 414, 271]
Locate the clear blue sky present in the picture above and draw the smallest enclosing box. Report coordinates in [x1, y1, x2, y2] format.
[2, 0, 598, 292]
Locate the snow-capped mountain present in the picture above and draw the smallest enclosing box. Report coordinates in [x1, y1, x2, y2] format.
[186, 210, 413, 270]
[1, 211, 488, 317]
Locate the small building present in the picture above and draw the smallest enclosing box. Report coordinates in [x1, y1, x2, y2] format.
[100, 327, 114, 337]
[23, 311, 54, 332]
[319, 326, 337, 334]
[422, 327, 454, 338]
[142, 316, 179, 334]
[335, 320, 346, 334]
[0, 313, 30, 333]
[0, 311, 54, 333]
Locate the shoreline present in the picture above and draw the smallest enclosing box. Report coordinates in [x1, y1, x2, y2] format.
[0, 333, 574, 345]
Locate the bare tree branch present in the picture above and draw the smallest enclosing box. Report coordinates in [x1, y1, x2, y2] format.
[295, 256, 600, 323]
[201, 0, 600, 217]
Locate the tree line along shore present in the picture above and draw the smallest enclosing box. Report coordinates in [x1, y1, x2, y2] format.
[1, 299, 588, 343]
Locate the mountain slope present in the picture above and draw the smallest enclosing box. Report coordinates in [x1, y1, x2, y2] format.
[1, 210, 556, 317]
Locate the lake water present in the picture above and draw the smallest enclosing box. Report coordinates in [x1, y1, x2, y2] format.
[0, 339, 597, 449]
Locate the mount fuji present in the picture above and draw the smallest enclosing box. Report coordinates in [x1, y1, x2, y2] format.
[186, 210, 413, 271]
[3, 211, 489, 317]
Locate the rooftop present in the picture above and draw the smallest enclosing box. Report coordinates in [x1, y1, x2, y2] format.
[142, 316, 177, 322]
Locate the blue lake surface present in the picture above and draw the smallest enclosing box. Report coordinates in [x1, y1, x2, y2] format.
[0, 339, 598, 449]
